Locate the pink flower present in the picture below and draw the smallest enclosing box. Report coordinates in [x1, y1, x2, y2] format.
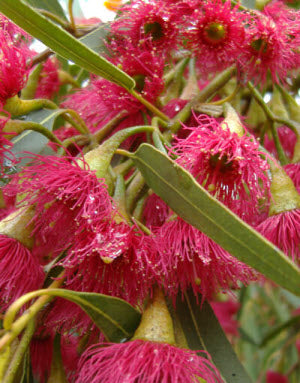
[35, 58, 60, 99]
[63, 46, 164, 134]
[0, 234, 44, 312]
[9, 154, 112, 263]
[172, 114, 270, 222]
[0, 13, 31, 45]
[0, 33, 29, 106]
[45, 225, 157, 331]
[238, 11, 299, 83]
[184, 0, 246, 74]
[256, 209, 300, 262]
[153, 217, 257, 300]
[266, 370, 288, 383]
[110, 0, 179, 52]
[76, 340, 224, 383]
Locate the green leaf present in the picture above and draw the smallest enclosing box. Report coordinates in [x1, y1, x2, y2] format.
[35, 288, 141, 342]
[11, 108, 67, 163]
[132, 144, 300, 297]
[48, 335, 67, 383]
[24, 0, 68, 21]
[80, 23, 109, 54]
[175, 290, 253, 383]
[0, 0, 135, 90]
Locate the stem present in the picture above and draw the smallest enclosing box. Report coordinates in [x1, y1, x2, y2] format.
[28, 49, 53, 68]
[130, 90, 170, 122]
[209, 84, 240, 106]
[3, 320, 36, 383]
[126, 172, 145, 213]
[68, 0, 76, 34]
[269, 120, 288, 165]
[151, 116, 169, 130]
[4, 97, 57, 117]
[3, 120, 64, 147]
[170, 65, 236, 133]
[248, 82, 300, 135]
[113, 159, 134, 175]
[63, 109, 90, 135]
[39, 9, 70, 30]
[94, 110, 127, 142]
[0, 272, 65, 352]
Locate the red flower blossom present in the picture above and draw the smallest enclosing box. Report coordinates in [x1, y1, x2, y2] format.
[45, 225, 157, 331]
[184, 0, 246, 74]
[0, 34, 29, 106]
[239, 11, 299, 83]
[110, 0, 179, 52]
[35, 58, 60, 99]
[172, 114, 270, 222]
[9, 154, 112, 263]
[76, 340, 224, 383]
[153, 217, 257, 300]
[63, 46, 163, 135]
[256, 209, 300, 262]
[0, 13, 31, 45]
[0, 234, 44, 312]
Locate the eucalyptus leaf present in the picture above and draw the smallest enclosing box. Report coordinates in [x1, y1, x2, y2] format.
[260, 315, 300, 347]
[24, 0, 68, 21]
[0, 0, 135, 90]
[132, 144, 300, 296]
[175, 290, 253, 383]
[32, 288, 141, 342]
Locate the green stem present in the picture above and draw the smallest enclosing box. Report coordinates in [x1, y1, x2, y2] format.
[113, 159, 134, 175]
[63, 109, 90, 134]
[151, 116, 169, 130]
[130, 90, 170, 122]
[270, 120, 288, 165]
[170, 65, 236, 133]
[0, 273, 65, 352]
[3, 120, 64, 147]
[248, 82, 300, 135]
[94, 110, 127, 142]
[126, 172, 145, 213]
[4, 96, 57, 117]
[38, 9, 70, 30]
[3, 320, 36, 383]
[68, 0, 76, 33]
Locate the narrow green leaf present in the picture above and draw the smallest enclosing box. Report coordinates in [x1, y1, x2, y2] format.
[132, 144, 300, 296]
[176, 290, 253, 383]
[24, 0, 68, 21]
[0, 0, 135, 90]
[48, 335, 68, 383]
[37, 288, 141, 342]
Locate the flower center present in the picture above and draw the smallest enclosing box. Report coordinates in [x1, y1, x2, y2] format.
[209, 154, 233, 173]
[251, 38, 268, 54]
[203, 22, 227, 44]
[133, 74, 146, 93]
[144, 21, 164, 41]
